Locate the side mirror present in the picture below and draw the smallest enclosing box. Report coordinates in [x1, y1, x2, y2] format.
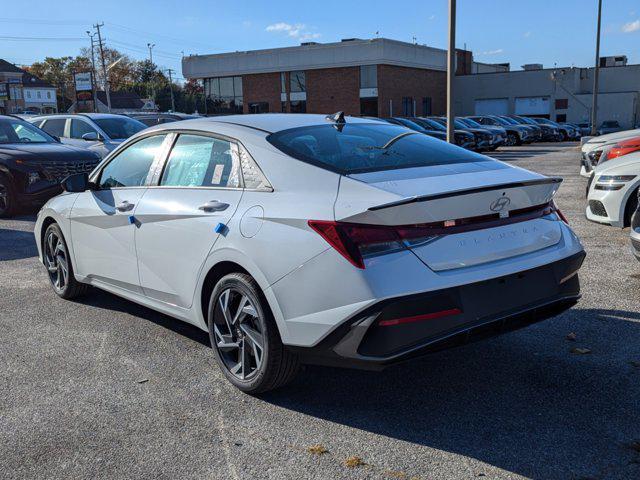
[82, 131, 100, 141]
[61, 172, 92, 192]
[51, 135, 61, 143]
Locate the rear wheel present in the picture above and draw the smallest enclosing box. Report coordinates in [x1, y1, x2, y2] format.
[208, 273, 299, 394]
[624, 188, 639, 227]
[0, 173, 16, 218]
[43, 223, 89, 299]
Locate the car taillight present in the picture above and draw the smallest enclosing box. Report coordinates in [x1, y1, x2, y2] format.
[551, 200, 569, 224]
[607, 144, 640, 160]
[308, 221, 438, 269]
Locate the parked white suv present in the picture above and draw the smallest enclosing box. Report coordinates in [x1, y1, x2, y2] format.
[34, 114, 585, 393]
[29, 113, 146, 158]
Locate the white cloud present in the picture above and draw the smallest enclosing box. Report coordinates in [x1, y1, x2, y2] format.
[622, 19, 640, 33]
[265, 22, 320, 41]
[479, 48, 504, 56]
[523, 31, 531, 38]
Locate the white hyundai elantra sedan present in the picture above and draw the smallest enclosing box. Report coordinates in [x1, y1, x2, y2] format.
[35, 114, 585, 393]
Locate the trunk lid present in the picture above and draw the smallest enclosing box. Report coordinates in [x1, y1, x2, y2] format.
[336, 162, 563, 271]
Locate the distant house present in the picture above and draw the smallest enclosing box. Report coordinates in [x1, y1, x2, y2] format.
[22, 70, 58, 114]
[67, 91, 156, 113]
[0, 59, 27, 114]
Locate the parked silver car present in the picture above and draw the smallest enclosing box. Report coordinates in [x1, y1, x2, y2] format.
[29, 113, 147, 158]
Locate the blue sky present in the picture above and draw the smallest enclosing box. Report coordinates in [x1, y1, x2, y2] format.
[1, 0, 638, 82]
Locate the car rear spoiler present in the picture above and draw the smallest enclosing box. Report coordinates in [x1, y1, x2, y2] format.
[368, 177, 563, 211]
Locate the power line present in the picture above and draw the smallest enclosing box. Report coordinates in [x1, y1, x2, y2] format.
[105, 21, 214, 51]
[0, 35, 85, 41]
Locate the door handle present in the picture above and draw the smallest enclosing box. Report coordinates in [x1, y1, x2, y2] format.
[115, 201, 135, 212]
[198, 200, 230, 212]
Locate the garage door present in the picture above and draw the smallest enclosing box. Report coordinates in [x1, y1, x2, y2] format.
[474, 98, 508, 115]
[515, 97, 550, 115]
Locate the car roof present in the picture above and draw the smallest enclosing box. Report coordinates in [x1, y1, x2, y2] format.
[145, 113, 386, 134]
[30, 113, 129, 121]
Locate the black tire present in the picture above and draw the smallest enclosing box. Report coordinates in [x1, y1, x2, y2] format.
[0, 173, 16, 218]
[506, 132, 518, 146]
[561, 131, 568, 142]
[208, 273, 299, 394]
[43, 223, 89, 299]
[624, 188, 639, 228]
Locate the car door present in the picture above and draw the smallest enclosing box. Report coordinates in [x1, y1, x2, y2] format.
[134, 132, 244, 308]
[70, 133, 170, 293]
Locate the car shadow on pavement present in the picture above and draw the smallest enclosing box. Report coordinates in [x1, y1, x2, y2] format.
[263, 308, 640, 479]
[0, 228, 38, 261]
[76, 289, 211, 347]
[489, 148, 561, 161]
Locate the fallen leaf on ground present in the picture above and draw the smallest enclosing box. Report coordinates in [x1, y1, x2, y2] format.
[566, 332, 577, 341]
[307, 444, 328, 455]
[570, 347, 592, 354]
[344, 456, 365, 468]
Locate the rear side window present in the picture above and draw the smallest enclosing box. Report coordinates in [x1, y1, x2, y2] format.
[267, 123, 490, 174]
[99, 134, 167, 188]
[160, 134, 240, 188]
[41, 118, 66, 137]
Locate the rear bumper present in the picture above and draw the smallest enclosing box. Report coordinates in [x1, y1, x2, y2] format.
[291, 251, 585, 370]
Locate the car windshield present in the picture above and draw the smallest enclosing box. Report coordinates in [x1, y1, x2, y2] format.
[267, 123, 490, 174]
[94, 117, 147, 140]
[452, 119, 468, 129]
[491, 117, 511, 126]
[417, 118, 446, 131]
[499, 116, 519, 125]
[0, 118, 54, 144]
[602, 121, 619, 127]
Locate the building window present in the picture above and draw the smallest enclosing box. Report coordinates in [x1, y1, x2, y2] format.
[290, 100, 306, 113]
[280, 72, 286, 93]
[360, 65, 377, 89]
[249, 102, 269, 114]
[26, 91, 31, 98]
[555, 98, 568, 109]
[37, 91, 41, 99]
[9, 86, 23, 100]
[281, 101, 287, 113]
[402, 97, 414, 116]
[360, 97, 378, 117]
[556, 114, 567, 123]
[422, 97, 432, 116]
[204, 76, 243, 114]
[290, 71, 305, 92]
[46, 91, 51, 99]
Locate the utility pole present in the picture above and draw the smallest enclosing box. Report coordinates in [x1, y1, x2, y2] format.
[166, 68, 176, 112]
[446, 0, 456, 143]
[86, 31, 98, 112]
[147, 43, 156, 104]
[94, 22, 111, 112]
[590, 0, 603, 136]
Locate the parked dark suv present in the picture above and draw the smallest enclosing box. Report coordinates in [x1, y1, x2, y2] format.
[0, 115, 101, 217]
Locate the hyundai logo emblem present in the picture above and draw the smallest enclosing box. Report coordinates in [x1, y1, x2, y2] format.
[490, 196, 511, 212]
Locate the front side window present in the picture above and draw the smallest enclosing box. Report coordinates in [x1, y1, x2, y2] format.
[268, 123, 492, 174]
[94, 117, 146, 140]
[41, 118, 66, 137]
[98, 134, 167, 189]
[160, 134, 240, 188]
[70, 119, 98, 139]
[290, 71, 305, 93]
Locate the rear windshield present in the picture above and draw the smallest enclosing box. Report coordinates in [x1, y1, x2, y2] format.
[267, 123, 490, 174]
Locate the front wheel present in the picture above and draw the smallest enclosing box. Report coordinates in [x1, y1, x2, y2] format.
[0, 173, 16, 218]
[506, 133, 518, 146]
[43, 223, 89, 299]
[208, 273, 299, 394]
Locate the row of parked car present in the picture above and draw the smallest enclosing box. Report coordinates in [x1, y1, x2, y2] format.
[580, 127, 640, 260]
[371, 115, 582, 152]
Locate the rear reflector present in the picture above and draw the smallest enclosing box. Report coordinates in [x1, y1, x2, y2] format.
[378, 308, 462, 326]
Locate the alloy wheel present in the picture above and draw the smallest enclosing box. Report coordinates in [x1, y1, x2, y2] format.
[0, 182, 8, 214]
[212, 288, 265, 380]
[44, 230, 69, 293]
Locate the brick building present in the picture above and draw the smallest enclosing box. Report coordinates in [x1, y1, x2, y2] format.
[182, 38, 505, 117]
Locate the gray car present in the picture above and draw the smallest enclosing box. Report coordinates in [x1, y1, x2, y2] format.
[29, 113, 147, 158]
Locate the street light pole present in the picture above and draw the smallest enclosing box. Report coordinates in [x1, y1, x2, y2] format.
[166, 68, 176, 112]
[590, 0, 602, 136]
[147, 43, 156, 105]
[94, 22, 111, 112]
[446, 0, 456, 144]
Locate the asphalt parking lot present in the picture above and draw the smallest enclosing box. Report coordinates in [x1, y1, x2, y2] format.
[1, 142, 640, 480]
